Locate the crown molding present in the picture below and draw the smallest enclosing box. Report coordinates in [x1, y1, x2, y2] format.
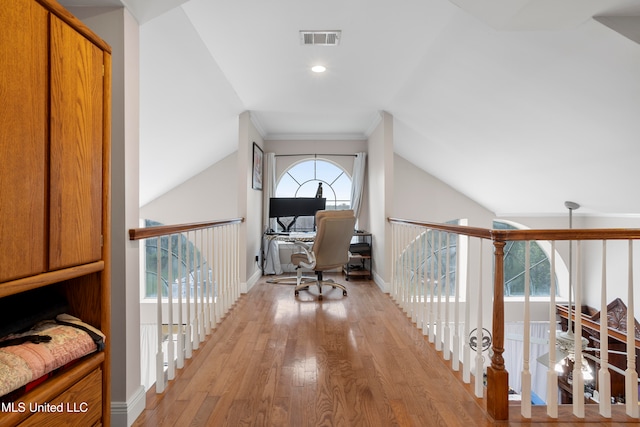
[248, 112, 267, 138]
[263, 132, 367, 141]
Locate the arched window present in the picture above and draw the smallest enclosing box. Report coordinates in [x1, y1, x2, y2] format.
[493, 220, 561, 297]
[143, 219, 211, 299]
[276, 158, 351, 210]
[396, 220, 465, 299]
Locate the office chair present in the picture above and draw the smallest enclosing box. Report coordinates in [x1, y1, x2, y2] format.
[291, 209, 356, 300]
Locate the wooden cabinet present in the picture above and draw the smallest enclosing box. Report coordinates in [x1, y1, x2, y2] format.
[0, 2, 105, 280]
[0, 0, 111, 425]
[0, 0, 48, 283]
[49, 14, 104, 270]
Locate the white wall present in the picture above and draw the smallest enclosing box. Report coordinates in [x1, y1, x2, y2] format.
[68, 6, 144, 426]
[393, 153, 494, 227]
[238, 113, 264, 290]
[367, 112, 394, 289]
[580, 216, 640, 319]
[140, 152, 238, 223]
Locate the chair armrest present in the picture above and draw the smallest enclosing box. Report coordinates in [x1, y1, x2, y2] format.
[293, 241, 311, 251]
[293, 241, 316, 269]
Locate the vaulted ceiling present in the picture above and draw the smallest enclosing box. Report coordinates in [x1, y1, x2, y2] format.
[60, 0, 640, 216]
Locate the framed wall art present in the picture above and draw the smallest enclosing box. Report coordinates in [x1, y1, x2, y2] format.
[252, 142, 263, 190]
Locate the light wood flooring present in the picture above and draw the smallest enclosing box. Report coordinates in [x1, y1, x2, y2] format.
[132, 274, 639, 426]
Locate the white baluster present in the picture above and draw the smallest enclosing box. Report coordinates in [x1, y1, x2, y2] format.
[626, 240, 639, 417]
[391, 223, 396, 297]
[452, 233, 462, 371]
[192, 230, 200, 351]
[444, 232, 451, 360]
[155, 236, 165, 393]
[462, 237, 472, 384]
[400, 225, 407, 310]
[205, 227, 212, 335]
[572, 240, 585, 418]
[223, 225, 230, 313]
[474, 239, 483, 398]
[214, 227, 221, 325]
[209, 227, 217, 329]
[422, 229, 429, 337]
[546, 241, 557, 418]
[436, 231, 443, 352]
[177, 233, 184, 369]
[599, 240, 611, 417]
[198, 229, 205, 344]
[412, 226, 419, 324]
[185, 231, 192, 359]
[167, 235, 175, 381]
[521, 241, 531, 418]
[428, 230, 436, 344]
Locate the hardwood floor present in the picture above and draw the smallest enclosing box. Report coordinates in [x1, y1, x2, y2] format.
[132, 274, 638, 426]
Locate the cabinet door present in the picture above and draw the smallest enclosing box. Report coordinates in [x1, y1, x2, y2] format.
[0, 0, 48, 282]
[49, 16, 103, 270]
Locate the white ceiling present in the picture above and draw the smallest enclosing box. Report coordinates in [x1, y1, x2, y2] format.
[60, 0, 640, 216]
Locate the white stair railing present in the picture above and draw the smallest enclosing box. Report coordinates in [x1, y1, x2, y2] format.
[130, 218, 243, 394]
[389, 218, 640, 422]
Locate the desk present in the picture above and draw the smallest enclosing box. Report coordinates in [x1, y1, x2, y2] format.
[263, 231, 372, 279]
[262, 233, 315, 275]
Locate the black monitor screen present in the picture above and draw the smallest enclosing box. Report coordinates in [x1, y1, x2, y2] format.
[269, 197, 326, 218]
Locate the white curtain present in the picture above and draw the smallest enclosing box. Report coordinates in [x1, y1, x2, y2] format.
[350, 152, 366, 227]
[263, 152, 277, 233]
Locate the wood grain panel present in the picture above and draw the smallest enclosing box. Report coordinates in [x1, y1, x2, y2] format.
[56, 272, 102, 329]
[18, 368, 102, 427]
[0, 0, 48, 283]
[49, 15, 103, 270]
[0, 353, 104, 426]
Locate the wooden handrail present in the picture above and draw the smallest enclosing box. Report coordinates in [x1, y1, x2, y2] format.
[128, 218, 244, 241]
[388, 217, 493, 239]
[388, 217, 640, 242]
[491, 228, 640, 242]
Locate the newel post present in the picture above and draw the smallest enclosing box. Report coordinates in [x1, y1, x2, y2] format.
[486, 240, 509, 420]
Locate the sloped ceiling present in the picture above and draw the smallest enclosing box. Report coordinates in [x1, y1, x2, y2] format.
[60, 0, 640, 216]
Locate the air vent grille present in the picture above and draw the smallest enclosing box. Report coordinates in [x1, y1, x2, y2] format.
[300, 31, 341, 46]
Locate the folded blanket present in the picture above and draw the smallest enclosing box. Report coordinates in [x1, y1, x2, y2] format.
[0, 315, 102, 398]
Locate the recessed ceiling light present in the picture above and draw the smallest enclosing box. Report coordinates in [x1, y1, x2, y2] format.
[311, 65, 326, 73]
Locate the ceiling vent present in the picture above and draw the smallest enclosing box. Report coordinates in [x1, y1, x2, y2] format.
[300, 31, 341, 46]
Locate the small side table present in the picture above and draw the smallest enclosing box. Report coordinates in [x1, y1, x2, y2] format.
[343, 231, 372, 280]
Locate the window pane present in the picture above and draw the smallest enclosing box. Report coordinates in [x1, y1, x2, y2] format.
[494, 220, 554, 297]
[316, 161, 342, 183]
[276, 174, 298, 197]
[288, 161, 315, 183]
[332, 173, 351, 202]
[297, 181, 321, 198]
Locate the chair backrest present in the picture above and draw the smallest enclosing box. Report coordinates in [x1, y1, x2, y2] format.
[312, 209, 356, 271]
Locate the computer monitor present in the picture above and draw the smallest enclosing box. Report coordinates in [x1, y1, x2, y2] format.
[269, 197, 326, 232]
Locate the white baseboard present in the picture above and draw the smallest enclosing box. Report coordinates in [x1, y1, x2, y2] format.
[111, 385, 146, 427]
[246, 268, 262, 291]
[372, 270, 389, 293]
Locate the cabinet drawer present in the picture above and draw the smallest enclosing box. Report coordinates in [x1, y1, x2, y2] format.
[18, 368, 102, 427]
